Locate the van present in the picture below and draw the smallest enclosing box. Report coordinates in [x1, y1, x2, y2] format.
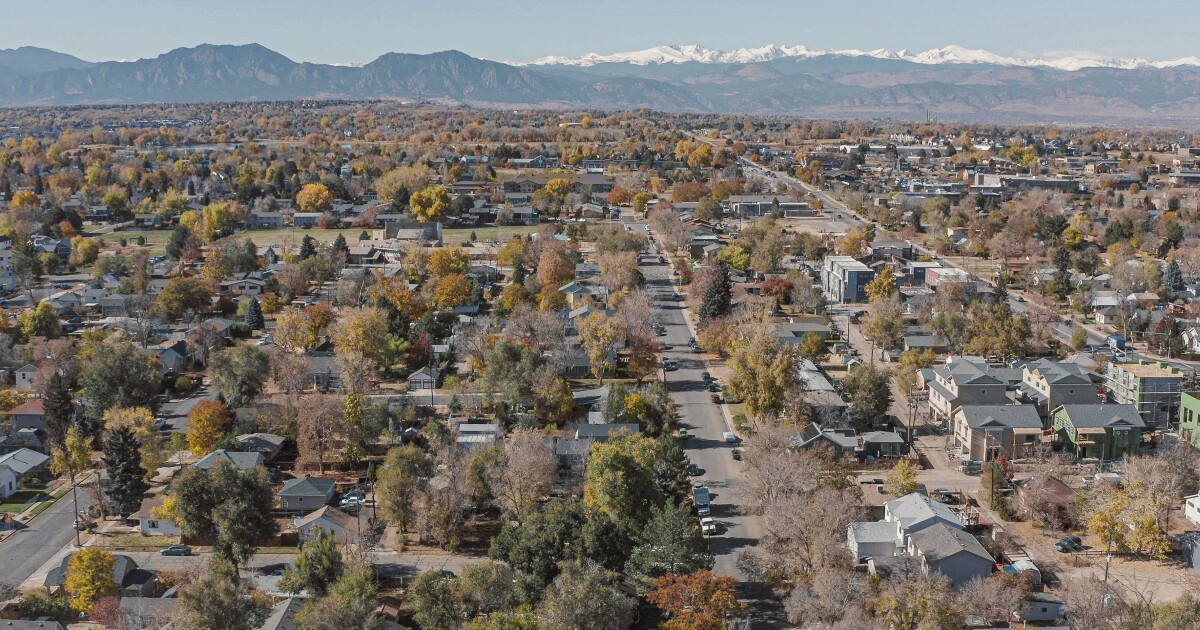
[723, 432, 740, 444]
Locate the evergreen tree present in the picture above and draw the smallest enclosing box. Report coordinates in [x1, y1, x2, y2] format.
[166, 225, 194, 261]
[43, 371, 74, 447]
[102, 427, 149, 516]
[698, 264, 733, 322]
[358, 231, 370, 242]
[243, 297, 264, 330]
[299, 235, 318, 261]
[1165, 260, 1184, 296]
[331, 234, 349, 255]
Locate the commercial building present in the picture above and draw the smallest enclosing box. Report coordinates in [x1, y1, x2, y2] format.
[822, 256, 875, 304]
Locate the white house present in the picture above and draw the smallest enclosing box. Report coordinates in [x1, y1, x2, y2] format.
[0, 448, 49, 498]
[1185, 494, 1200, 527]
[883, 492, 964, 547]
[293, 506, 360, 543]
[14, 364, 36, 390]
[133, 495, 181, 536]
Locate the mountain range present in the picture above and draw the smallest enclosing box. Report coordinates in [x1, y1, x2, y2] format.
[3, 43, 1200, 125]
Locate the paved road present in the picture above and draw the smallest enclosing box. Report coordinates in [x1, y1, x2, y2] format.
[0, 478, 93, 588]
[635, 221, 786, 627]
[158, 386, 220, 433]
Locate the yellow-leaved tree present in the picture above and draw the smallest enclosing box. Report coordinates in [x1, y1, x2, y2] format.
[296, 183, 334, 214]
[433, 274, 473, 308]
[331, 307, 392, 367]
[65, 548, 117, 612]
[409, 186, 452, 223]
[186, 400, 230, 456]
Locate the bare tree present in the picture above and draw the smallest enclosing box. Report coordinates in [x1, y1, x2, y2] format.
[297, 394, 343, 474]
[957, 574, 1030, 626]
[490, 428, 555, 523]
[269, 349, 310, 395]
[784, 568, 870, 628]
[335, 350, 377, 394]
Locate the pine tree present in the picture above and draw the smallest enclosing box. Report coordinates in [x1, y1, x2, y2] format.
[43, 371, 74, 447]
[299, 235, 318, 261]
[331, 234, 349, 255]
[244, 298, 264, 330]
[102, 427, 149, 517]
[1164, 260, 1184, 296]
[358, 231, 370, 242]
[699, 264, 733, 322]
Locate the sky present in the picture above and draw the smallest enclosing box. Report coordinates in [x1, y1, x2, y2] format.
[4, 0, 1200, 65]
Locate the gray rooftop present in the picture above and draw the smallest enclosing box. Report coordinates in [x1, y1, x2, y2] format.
[192, 449, 265, 471]
[909, 522, 993, 563]
[1057, 404, 1145, 429]
[957, 404, 1043, 430]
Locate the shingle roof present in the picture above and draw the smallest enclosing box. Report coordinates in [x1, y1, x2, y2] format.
[0, 448, 49, 476]
[957, 404, 1043, 430]
[192, 449, 265, 471]
[848, 520, 896, 544]
[295, 505, 359, 532]
[885, 492, 963, 531]
[1057, 404, 1145, 429]
[280, 476, 336, 497]
[909, 522, 993, 563]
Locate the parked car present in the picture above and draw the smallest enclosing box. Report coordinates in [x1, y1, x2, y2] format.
[161, 545, 192, 556]
[707, 382, 720, 392]
[710, 394, 722, 404]
[731, 449, 742, 461]
[687, 464, 701, 477]
[339, 492, 366, 509]
[1055, 536, 1084, 553]
[700, 517, 717, 535]
[700, 371, 712, 381]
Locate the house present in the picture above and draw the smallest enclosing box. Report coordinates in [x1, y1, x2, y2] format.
[1018, 359, 1100, 416]
[45, 553, 157, 598]
[906, 523, 994, 587]
[279, 476, 336, 511]
[0, 448, 49, 498]
[457, 422, 501, 450]
[1106, 361, 1184, 430]
[951, 404, 1043, 461]
[883, 492, 963, 547]
[847, 521, 899, 561]
[927, 356, 1017, 423]
[408, 366, 441, 390]
[1185, 494, 1200, 528]
[261, 598, 307, 630]
[306, 352, 342, 391]
[822, 256, 875, 304]
[347, 245, 386, 266]
[559, 281, 609, 308]
[293, 212, 323, 228]
[860, 431, 905, 458]
[7, 398, 45, 433]
[219, 277, 265, 297]
[1017, 476, 1078, 529]
[236, 433, 287, 462]
[377, 221, 443, 246]
[575, 424, 640, 442]
[133, 494, 182, 536]
[293, 506, 361, 543]
[14, 364, 36, 390]
[250, 211, 285, 229]
[726, 195, 813, 218]
[1052, 404, 1145, 460]
[789, 423, 859, 456]
[1017, 592, 1066, 623]
[192, 449, 265, 471]
[575, 262, 601, 280]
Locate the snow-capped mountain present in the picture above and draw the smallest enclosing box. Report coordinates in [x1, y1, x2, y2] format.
[514, 43, 1200, 71]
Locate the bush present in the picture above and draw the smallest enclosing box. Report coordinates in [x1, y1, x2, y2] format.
[19, 592, 68, 619]
[174, 376, 194, 394]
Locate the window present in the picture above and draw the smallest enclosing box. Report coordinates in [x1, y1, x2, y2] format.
[149, 520, 158, 528]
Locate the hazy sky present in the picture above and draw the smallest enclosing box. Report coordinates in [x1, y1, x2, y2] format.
[6, 0, 1199, 64]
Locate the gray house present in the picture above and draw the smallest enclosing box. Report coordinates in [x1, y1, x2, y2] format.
[192, 449, 265, 471]
[906, 523, 994, 588]
[279, 476, 336, 511]
[951, 404, 1043, 462]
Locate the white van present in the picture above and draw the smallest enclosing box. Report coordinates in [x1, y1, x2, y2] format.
[723, 432, 740, 444]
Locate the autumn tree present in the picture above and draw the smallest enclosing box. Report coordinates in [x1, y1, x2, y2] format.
[177, 557, 271, 630]
[428, 247, 470, 277]
[885, 459, 919, 496]
[18, 301, 61, 339]
[489, 428, 555, 523]
[274, 308, 321, 354]
[296, 183, 334, 214]
[584, 430, 665, 534]
[577, 311, 622, 384]
[173, 460, 278, 564]
[648, 570, 745, 630]
[410, 186, 452, 222]
[843, 363, 893, 428]
[537, 561, 636, 630]
[865, 266, 898, 301]
[65, 548, 118, 613]
[728, 307, 799, 421]
[378, 444, 433, 534]
[187, 400, 231, 456]
[434, 273, 474, 308]
[157, 277, 215, 320]
[207, 345, 269, 409]
[78, 340, 159, 435]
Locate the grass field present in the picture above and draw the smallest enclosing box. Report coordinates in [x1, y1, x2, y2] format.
[95, 224, 541, 256]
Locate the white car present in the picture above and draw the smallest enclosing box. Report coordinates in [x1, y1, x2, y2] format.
[700, 517, 717, 535]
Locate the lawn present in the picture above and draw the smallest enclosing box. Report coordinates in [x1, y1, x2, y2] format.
[0, 490, 48, 514]
[94, 224, 540, 256]
[92, 533, 181, 549]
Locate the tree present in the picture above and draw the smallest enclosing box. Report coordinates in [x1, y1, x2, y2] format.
[865, 266, 898, 301]
[378, 445, 433, 534]
[177, 557, 272, 630]
[537, 561, 637, 630]
[648, 570, 745, 630]
[281, 527, 344, 597]
[410, 186, 453, 222]
[102, 427, 148, 516]
[1164, 259, 1185, 297]
[18, 301, 61, 339]
[760, 276, 793, 308]
[870, 571, 963, 630]
[584, 430, 664, 534]
[173, 460, 278, 564]
[243, 297, 264, 330]
[625, 502, 714, 590]
[577, 311, 622, 384]
[65, 548, 117, 613]
[295, 556, 381, 630]
[861, 294, 905, 356]
[798, 333, 831, 366]
[434, 273, 474, 308]
[187, 400, 231, 456]
[103, 407, 163, 479]
[727, 309, 799, 420]
[207, 345, 270, 409]
[490, 428, 555, 523]
[1088, 489, 1131, 553]
[297, 183, 334, 214]
[274, 308, 320, 354]
[42, 370, 73, 447]
[843, 363, 893, 428]
[885, 459, 919, 497]
[698, 264, 732, 321]
[428, 247, 470, 277]
[535, 244, 574, 289]
[410, 570, 466, 630]
[331, 307, 393, 367]
[157, 277, 214, 320]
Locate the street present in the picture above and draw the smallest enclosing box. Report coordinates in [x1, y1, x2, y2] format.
[634, 220, 786, 627]
[0, 478, 93, 588]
